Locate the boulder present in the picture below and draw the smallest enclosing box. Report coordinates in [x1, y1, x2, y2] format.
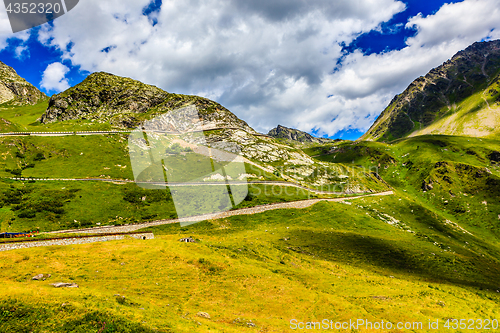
[197, 312, 211, 319]
[50, 282, 79, 288]
[32, 274, 51, 281]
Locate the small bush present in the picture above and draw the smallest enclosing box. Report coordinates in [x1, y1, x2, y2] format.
[10, 169, 22, 176]
[33, 152, 46, 161]
[18, 210, 36, 219]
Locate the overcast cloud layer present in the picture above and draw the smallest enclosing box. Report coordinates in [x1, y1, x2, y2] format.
[10, 0, 500, 136]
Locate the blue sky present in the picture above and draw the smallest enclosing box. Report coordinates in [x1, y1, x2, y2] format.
[0, 0, 499, 140]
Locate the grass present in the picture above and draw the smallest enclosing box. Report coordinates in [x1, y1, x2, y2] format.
[0, 101, 115, 132]
[305, 135, 500, 244]
[0, 80, 499, 331]
[0, 178, 340, 233]
[0, 195, 499, 332]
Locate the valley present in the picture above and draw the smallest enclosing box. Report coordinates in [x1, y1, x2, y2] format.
[0, 41, 500, 332]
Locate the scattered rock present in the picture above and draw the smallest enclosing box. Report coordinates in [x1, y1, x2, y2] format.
[437, 301, 446, 307]
[422, 179, 434, 191]
[180, 237, 196, 243]
[50, 282, 79, 288]
[32, 273, 51, 281]
[197, 312, 211, 319]
[371, 296, 391, 300]
[233, 318, 256, 327]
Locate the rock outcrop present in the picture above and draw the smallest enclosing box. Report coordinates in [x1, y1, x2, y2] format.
[267, 124, 333, 144]
[0, 61, 47, 105]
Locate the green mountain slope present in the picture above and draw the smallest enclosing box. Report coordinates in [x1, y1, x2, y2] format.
[361, 39, 500, 141]
[308, 135, 500, 242]
[0, 64, 500, 333]
[1, 192, 499, 332]
[0, 70, 390, 232]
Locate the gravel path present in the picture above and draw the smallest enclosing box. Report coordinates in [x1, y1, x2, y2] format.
[0, 233, 154, 252]
[50, 191, 394, 234]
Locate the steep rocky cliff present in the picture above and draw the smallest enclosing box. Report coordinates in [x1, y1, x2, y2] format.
[0, 61, 47, 105]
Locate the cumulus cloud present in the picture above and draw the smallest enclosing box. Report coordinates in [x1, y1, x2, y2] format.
[315, 0, 500, 136]
[35, 0, 405, 134]
[40, 62, 70, 93]
[34, 0, 500, 136]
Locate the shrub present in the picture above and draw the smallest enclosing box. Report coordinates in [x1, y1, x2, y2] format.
[10, 169, 22, 176]
[33, 153, 46, 161]
[18, 210, 36, 219]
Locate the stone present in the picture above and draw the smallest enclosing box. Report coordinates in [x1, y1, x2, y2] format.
[32, 273, 51, 281]
[179, 237, 196, 243]
[50, 282, 79, 288]
[197, 312, 210, 319]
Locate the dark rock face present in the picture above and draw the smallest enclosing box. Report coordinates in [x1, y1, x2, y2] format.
[362, 39, 500, 141]
[0, 61, 47, 105]
[267, 124, 331, 143]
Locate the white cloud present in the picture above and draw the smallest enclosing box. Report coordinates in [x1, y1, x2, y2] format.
[34, 0, 500, 137]
[36, 0, 405, 134]
[40, 62, 70, 93]
[315, 0, 500, 136]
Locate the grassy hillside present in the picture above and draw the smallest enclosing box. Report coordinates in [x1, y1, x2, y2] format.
[1, 195, 499, 332]
[0, 177, 339, 233]
[1, 63, 499, 333]
[408, 75, 500, 138]
[0, 99, 389, 234]
[309, 135, 500, 243]
[0, 101, 113, 132]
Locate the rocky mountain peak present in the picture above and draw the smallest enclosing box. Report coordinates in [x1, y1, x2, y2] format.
[39, 71, 255, 132]
[267, 124, 332, 144]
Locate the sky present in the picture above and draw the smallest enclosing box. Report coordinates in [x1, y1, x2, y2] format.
[0, 0, 500, 140]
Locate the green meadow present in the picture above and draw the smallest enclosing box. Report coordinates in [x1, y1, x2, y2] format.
[1, 194, 499, 332]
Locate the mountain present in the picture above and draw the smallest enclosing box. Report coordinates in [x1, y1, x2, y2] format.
[0, 61, 46, 105]
[267, 124, 334, 144]
[360, 39, 500, 141]
[35, 71, 387, 193]
[39, 72, 254, 131]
